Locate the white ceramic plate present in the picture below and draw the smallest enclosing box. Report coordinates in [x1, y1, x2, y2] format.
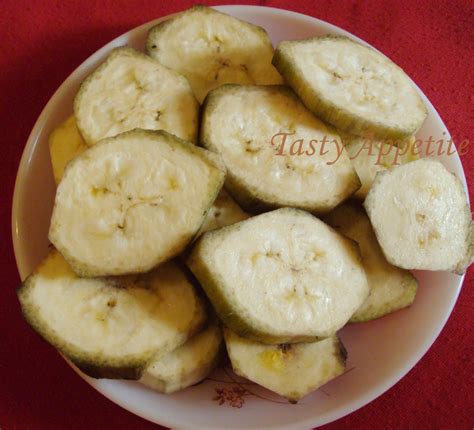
[12, 5, 467, 429]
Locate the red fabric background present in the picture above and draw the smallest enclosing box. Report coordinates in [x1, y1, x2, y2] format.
[1, 1, 473, 429]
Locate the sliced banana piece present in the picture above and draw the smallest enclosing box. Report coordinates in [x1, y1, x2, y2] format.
[74, 46, 199, 145]
[140, 325, 223, 394]
[187, 208, 369, 343]
[224, 329, 346, 403]
[344, 135, 418, 200]
[146, 6, 282, 102]
[273, 36, 427, 139]
[198, 189, 249, 235]
[49, 129, 226, 277]
[365, 158, 473, 273]
[201, 85, 360, 214]
[48, 115, 88, 184]
[17, 251, 206, 379]
[325, 203, 418, 322]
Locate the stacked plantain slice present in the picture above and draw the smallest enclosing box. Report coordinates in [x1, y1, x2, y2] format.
[18, 5, 472, 403]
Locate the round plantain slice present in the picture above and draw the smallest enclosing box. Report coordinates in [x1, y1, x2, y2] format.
[273, 36, 427, 140]
[146, 6, 282, 103]
[344, 135, 418, 200]
[324, 203, 418, 322]
[200, 85, 360, 214]
[224, 329, 346, 403]
[364, 158, 473, 273]
[49, 129, 226, 277]
[187, 208, 369, 343]
[198, 189, 249, 236]
[140, 325, 223, 394]
[48, 115, 88, 184]
[74, 46, 199, 145]
[17, 251, 206, 379]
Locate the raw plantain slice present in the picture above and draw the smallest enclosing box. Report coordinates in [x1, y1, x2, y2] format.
[146, 6, 282, 102]
[224, 329, 346, 403]
[49, 129, 226, 277]
[74, 46, 199, 145]
[48, 115, 88, 184]
[198, 189, 249, 235]
[344, 135, 418, 200]
[17, 251, 206, 379]
[364, 158, 473, 273]
[273, 36, 427, 139]
[187, 208, 369, 343]
[325, 203, 418, 322]
[201, 85, 360, 214]
[140, 325, 223, 394]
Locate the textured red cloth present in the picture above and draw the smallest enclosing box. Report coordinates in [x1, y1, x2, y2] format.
[1, 1, 472, 429]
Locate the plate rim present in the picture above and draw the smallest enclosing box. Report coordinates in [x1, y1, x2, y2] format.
[11, 5, 467, 429]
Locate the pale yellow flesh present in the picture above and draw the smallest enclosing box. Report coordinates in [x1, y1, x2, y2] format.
[325, 204, 418, 321]
[147, 6, 282, 102]
[21, 251, 205, 360]
[49, 130, 225, 276]
[140, 325, 222, 394]
[280, 38, 426, 133]
[75, 47, 198, 145]
[344, 136, 418, 199]
[202, 86, 359, 212]
[192, 208, 369, 338]
[48, 115, 88, 184]
[365, 158, 472, 272]
[198, 189, 249, 235]
[224, 329, 345, 402]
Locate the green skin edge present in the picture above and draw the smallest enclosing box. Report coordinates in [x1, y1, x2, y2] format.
[272, 35, 427, 140]
[200, 84, 361, 215]
[146, 5, 274, 59]
[168, 331, 225, 394]
[142, 325, 225, 393]
[187, 208, 366, 343]
[74, 46, 198, 146]
[324, 202, 419, 323]
[17, 253, 208, 380]
[349, 280, 418, 323]
[200, 85, 289, 214]
[19, 277, 207, 379]
[287, 337, 347, 403]
[364, 159, 472, 274]
[188, 235, 317, 344]
[17, 279, 152, 379]
[225, 331, 348, 403]
[49, 128, 226, 278]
